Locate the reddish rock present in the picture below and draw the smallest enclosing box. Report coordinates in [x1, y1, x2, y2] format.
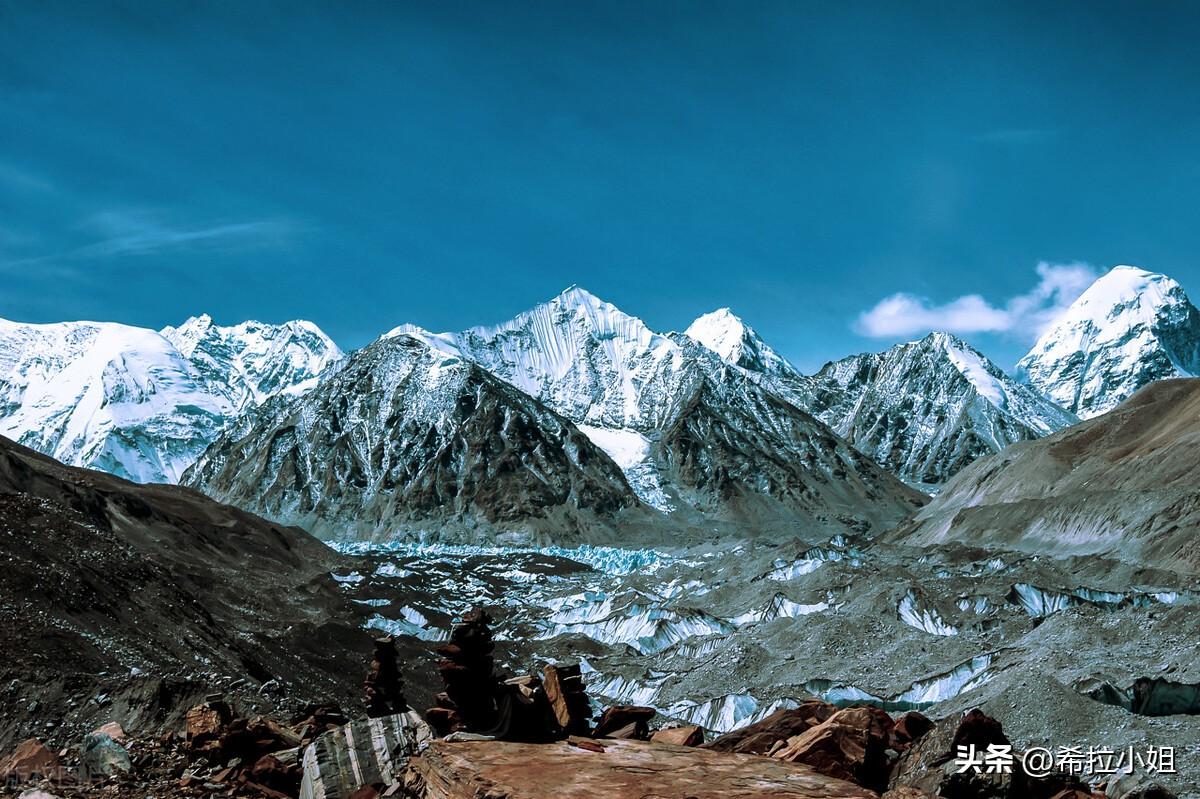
[424, 707, 464, 738]
[348, 786, 382, 799]
[401, 738, 879, 798]
[0, 739, 60, 782]
[703, 701, 837, 755]
[93, 722, 127, 741]
[772, 707, 893, 792]
[890, 711, 933, 749]
[650, 725, 705, 747]
[542, 663, 591, 736]
[950, 708, 1008, 751]
[249, 754, 302, 796]
[184, 699, 234, 755]
[593, 705, 655, 740]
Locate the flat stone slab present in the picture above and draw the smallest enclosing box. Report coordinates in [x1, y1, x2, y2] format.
[402, 738, 878, 798]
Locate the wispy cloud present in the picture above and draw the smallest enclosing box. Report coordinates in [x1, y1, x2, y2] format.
[854, 261, 1099, 341]
[76, 209, 298, 257]
[0, 209, 301, 271]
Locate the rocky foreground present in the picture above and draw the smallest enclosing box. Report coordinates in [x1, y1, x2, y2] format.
[0, 613, 1177, 799]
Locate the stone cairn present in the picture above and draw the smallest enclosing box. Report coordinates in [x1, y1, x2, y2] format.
[426, 609, 502, 736]
[423, 608, 607, 743]
[364, 635, 408, 718]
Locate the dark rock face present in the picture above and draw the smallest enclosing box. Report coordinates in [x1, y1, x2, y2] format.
[0, 436, 368, 751]
[541, 664, 591, 737]
[657, 360, 928, 533]
[593, 705, 656, 740]
[185, 335, 642, 543]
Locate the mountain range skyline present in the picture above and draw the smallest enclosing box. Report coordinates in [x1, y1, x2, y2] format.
[3, 261, 1193, 507]
[0, 262, 1189, 376]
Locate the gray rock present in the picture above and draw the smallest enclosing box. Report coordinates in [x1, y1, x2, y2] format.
[81, 732, 132, 779]
[299, 711, 432, 799]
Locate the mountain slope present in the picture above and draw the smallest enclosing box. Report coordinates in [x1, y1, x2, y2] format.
[1016, 265, 1200, 419]
[0, 434, 369, 749]
[389, 289, 925, 534]
[162, 313, 343, 411]
[0, 315, 339, 484]
[801, 333, 1077, 486]
[683, 310, 1076, 487]
[0, 320, 229, 483]
[657, 335, 926, 532]
[184, 333, 644, 543]
[888, 378, 1200, 575]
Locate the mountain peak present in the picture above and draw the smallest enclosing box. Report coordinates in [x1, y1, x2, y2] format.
[685, 308, 748, 357]
[550, 284, 608, 309]
[1017, 265, 1200, 418]
[686, 308, 796, 378]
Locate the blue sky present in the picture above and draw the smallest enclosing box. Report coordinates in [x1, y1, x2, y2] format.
[3, 1, 1200, 371]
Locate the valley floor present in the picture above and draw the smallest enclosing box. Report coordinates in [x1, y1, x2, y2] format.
[325, 536, 1200, 797]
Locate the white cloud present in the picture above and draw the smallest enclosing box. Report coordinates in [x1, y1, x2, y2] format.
[854, 262, 1099, 341]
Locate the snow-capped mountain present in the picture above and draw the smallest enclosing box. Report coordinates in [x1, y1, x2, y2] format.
[377, 288, 924, 534]
[683, 308, 1076, 486]
[1016, 265, 1200, 419]
[803, 333, 1077, 486]
[0, 315, 339, 483]
[184, 333, 643, 542]
[388, 286, 694, 432]
[684, 308, 797, 379]
[0, 320, 227, 483]
[162, 314, 343, 411]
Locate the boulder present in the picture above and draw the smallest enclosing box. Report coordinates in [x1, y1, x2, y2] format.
[0, 739, 60, 782]
[93, 722, 127, 741]
[542, 663, 591, 736]
[299, 711, 433, 799]
[771, 706, 893, 792]
[250, 754, 303, 796]
[882, 789, 937, 799]
[889, 709, 1091, 798]
[703, 701, 837, 755]
[593, 705, 655, 739]
[890, 711, 933, 749]
[650, 725, 705, 747]
[400, 737, 880, 798]
[18, 791, 62, 799]
[185, 698, 234, 755]
[81, 732, 133, 780]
